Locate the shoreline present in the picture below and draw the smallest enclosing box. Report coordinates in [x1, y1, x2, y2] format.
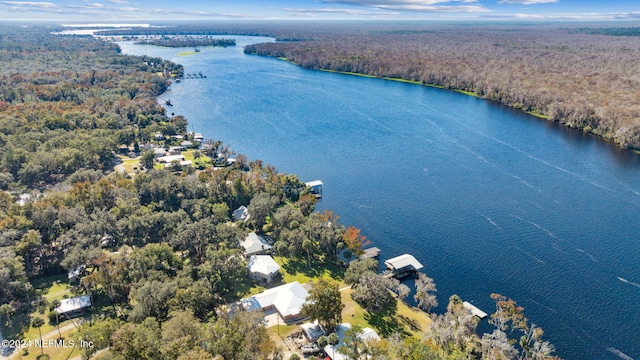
[262, 54, 633, 154]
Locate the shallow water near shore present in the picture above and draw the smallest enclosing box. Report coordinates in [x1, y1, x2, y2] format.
[118, 36, 640, 360]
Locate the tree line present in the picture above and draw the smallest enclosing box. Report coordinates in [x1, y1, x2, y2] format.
[135, 37, 236, 48]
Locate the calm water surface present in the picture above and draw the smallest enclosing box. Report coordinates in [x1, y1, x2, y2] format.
[119, 36, 640, 360]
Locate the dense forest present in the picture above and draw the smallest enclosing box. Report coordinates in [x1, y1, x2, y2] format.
[0, 25, 560, 360]
[135, 36, 235, 48]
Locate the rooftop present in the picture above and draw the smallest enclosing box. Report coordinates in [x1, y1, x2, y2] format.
[463, 301, 488, 319]
[384, 254, 424, 271]
[240, 232, 272, 256]
[233, 205, 250, 222]
[248, 255, 280, 276]
[55, 295, 91, 313]
[240, 281, 309, 319]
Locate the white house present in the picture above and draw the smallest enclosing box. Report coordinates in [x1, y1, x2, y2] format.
[55, 295, 92, 317]
[240, 281, 309, 322]
[324, 323, 381, 360]
[157, 154, 185, 164]
[240, 232, 272, 257]
[248, 255, 280, 284]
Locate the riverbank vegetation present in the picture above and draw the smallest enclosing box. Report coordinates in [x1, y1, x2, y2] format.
[1, 25, 561, 360]
[135, 36, 235, 48]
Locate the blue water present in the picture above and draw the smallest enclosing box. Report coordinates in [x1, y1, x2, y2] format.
[118, 36, 640, 360]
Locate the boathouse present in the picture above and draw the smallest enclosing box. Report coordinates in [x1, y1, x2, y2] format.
[384, 254, 423, 279]
[305, 180, 323, 197]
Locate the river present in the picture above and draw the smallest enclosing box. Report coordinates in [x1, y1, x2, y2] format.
[118, 36, 640, 360]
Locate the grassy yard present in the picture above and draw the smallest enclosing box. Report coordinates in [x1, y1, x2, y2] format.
[272, 256, 345, 287]
[116, 155, 140, 173]
[9, 324, 81, 360]
[341, 288, 432, 339]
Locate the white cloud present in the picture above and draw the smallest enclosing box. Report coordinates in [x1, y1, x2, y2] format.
[106, 0, 128, 4]
[321, 0, 489, 13]
[325, 0, 478, 5]
[481, 11, 640, 20]
[282, 7, 399, 16]
[0, 1, 57, 8]
[497, 0, 558, 4]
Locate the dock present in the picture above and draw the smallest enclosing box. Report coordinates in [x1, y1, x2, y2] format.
[384, 253, 423, 279]
[463, 301, 488, 319]
[305, 180, 323, 198]
[360, 247, 381, 260]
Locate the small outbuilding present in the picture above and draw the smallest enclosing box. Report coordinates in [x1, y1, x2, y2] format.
[240, 232, 272, 257]
[68, 265, 86, 284]
[384, 254, 423, 279]
[248, 255, 281, 284]
[233, 205, 250, 222]
[301, 321, 325, 342]
[324, 323, 380, 360]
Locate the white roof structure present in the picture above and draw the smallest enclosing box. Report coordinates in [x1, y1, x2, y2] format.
[241, 281, 309, 319]
[68, 265, 85, 280]
[305, 180, 323, 187]
[384, 254, 424, 272]
[248, 255, 280, 277]
[233, 205, 250, 222]
[240, 232, 272, 256]
[163, 160, 193, 168]
[157, 154, 185, 163]
[301, 321, 325, 341]
[55, 295, 91, 313]
[463, 301, 488, 319]
[324, 323, 380, 360]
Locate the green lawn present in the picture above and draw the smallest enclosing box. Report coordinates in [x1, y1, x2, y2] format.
[341, 288, 432, 339]
[273, 256, 345, 286]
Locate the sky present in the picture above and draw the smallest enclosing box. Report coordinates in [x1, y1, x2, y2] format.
[0, 0, 639, 22]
